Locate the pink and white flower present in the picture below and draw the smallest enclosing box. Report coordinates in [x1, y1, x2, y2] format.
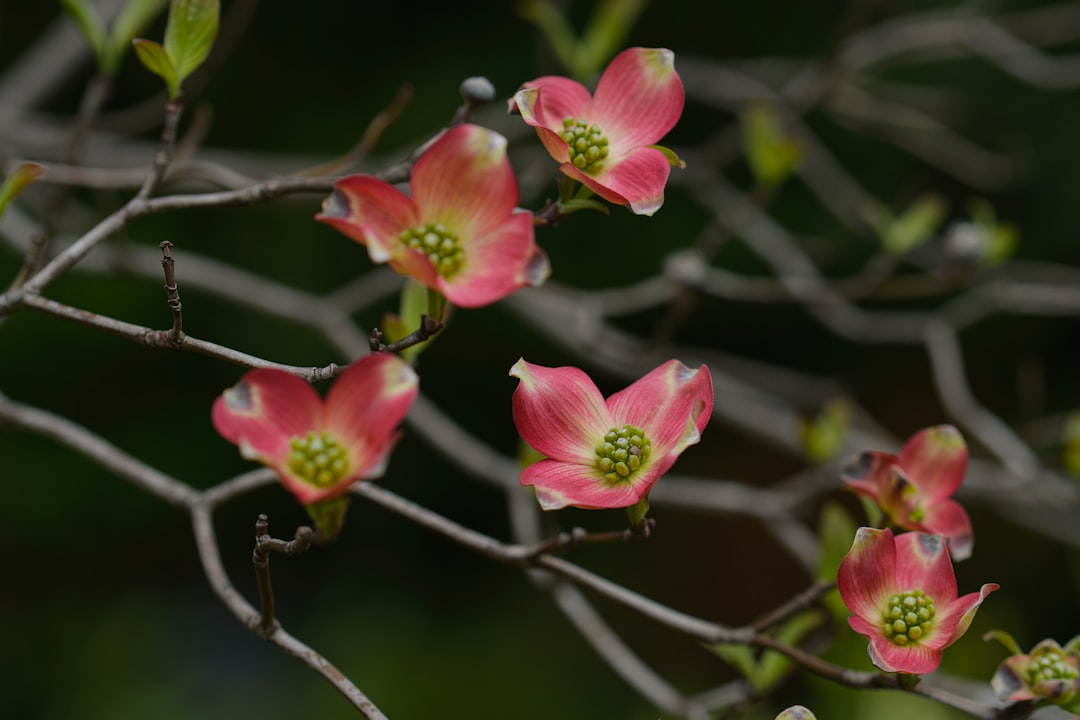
[316, 124, 549, 308]
[212, 353, 418, 506]
[842, 425, 974, 560]
[838, 527, 997, 675]
[987, 633, 1080, 706]
[511, 47, 685, 216]
[509, 358, 712, 510]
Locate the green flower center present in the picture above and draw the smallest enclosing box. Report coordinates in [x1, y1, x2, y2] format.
[559, 117, 609, 173]
[399, 223, 464, 278]
[906, 504, 926, 523]
[287, 431, 350, 488]
[595, 424, 652, 484]
[881, 589, 936, 646]
[1028, 648, 1079, 686]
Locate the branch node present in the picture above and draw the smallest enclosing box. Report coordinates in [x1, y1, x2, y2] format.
[369, 314, 444, 353]
[159, 241, 183, 341]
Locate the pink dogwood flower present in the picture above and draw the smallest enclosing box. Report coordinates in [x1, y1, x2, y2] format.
[511, 47, 685, 216]
[986, 632, 1080, 707]
[509, 358, 713, 512]
[212, 354, 418, 515]
[838, 527, 998, 675]
[316, 124, 549, 308]
[842, 425, 974, 560]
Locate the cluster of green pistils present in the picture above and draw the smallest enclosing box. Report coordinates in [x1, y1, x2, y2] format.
[596, 424, 652, 484]
[400, 223, 465, 277]
[1027, 645, 1080, 687]
[287, 431, 350, 488]
[882, 589, 936, 645]
[559, 118, 609, 173]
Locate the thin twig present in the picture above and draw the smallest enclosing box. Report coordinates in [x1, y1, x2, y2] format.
[297, 84, 414, 177]
[191, 505, 389, 719]
[369, 314, 443, 353]
[752, 579, 836, 632]
[136, 101, 183, 200]
[160, 241, 183, 341]
[17, 293, 342, 382]
[0, 389, 198, 508]
[252, 514, 280, 635]
[251, 515, 318, 636]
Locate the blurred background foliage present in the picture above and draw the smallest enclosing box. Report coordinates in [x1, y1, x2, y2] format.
[2, 1, 1080, 719]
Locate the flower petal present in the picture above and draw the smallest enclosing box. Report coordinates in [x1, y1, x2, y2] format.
[841, 450, 898, 500]
[898, 425, 968, 500]
[316, 175, 417, 263]
[510, 359, 611, 463]
[837, 527, 897, 624]
[606, 360, 713, 460]
[592, 47, 684, 148]
[438, 211, 549, 308]
[929, 582, 998, 650]
[920, 498, 974, 561]
[893, 532, 957, 605]
[411, 124, 519, 237]
[513, 77, 594, 133]
[992, 655, 1036, 701]
[562, 145, 672, 215]
[212, 368, 322, 465]
[323, 353, 419, 463]
[521, 458, 644, 510]
[387, 245, 441, 290]
[865, 630, 943, 674]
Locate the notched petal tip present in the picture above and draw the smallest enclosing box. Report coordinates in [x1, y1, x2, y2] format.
[641, 47, 676, 71]
[511, 87, 541, 125]
[914, 531, 945, 558]
[841, 452, 876, 483]
[533, 487, 570, 511]
[991, 660, 1031, 700]
[524, 246, 551, 287]
[318, 188, 350, 220]
[509, 357, 530, 379]
[946, 531, 974, 561]
[461, 123, 509, 167]
[223, 380, 254, 411]
[853, 525, 887, 545]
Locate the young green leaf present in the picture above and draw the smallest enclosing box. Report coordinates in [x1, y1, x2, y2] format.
[983, 629, 1024, 656]
[817, 502, 859, 583]
[969, 198, 1018, 264]
[0, 162, 46, 219]
[706, 642, 757, 680]
[798, 397, 851, 464]
[881, 194, 945, 255]
[742, 102, 803, 187]
[102, 0, 168, 75]
[163, 0, 219, 84]
[132, 38, 180, 100]
[60, 0, 107, 60]
[754, 610, 823, 691]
